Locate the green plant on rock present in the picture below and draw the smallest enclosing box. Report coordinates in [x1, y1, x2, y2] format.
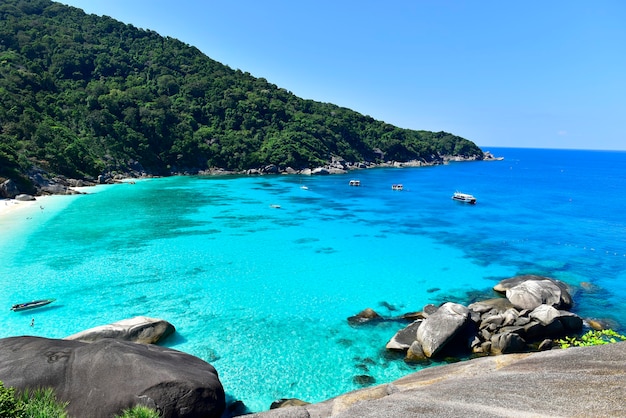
[18, 387, 69, 418]
[0, 380, 161, 418]
[115, 405, 161, 418]
[0, 381, 27, 418]
[557, 329, 626, 349]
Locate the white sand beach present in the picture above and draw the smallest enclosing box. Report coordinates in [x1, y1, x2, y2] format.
[0, 196, 47, 217]
[0, 180, 130, 223]
[0, 178, 142, 219]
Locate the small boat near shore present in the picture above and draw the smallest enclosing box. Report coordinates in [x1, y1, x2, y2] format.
[452, 192, 477, 204]
[10, 299, 56, 312]
[349, 180, 361, 186]
[391, 184, 403, 191]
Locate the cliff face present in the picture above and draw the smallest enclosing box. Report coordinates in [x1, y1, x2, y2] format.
[246, 342, 626, 417]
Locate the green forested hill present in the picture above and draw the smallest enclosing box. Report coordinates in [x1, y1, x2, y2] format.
[0, 0, 482, 191]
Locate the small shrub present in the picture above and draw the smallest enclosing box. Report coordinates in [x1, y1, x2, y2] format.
[19, 387, 69, 418]
[557, 329, 626, 349]
[0, 381, 26, 418]
[0, 381, 71, 418]
[115, 405, 161, 418]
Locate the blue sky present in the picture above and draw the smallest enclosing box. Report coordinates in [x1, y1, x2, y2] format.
[60, 1, 626, 151]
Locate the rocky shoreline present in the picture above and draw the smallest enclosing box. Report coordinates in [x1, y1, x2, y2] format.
[0, 151, 503, 199]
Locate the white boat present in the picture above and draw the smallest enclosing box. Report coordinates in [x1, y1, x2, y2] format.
[452, 192, 477, 204]
[391, 184, 403, 191]
[349, 180, 361, 186]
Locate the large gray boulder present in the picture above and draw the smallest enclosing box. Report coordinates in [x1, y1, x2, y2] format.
[519, 305, 583, 341]
[244, 342, 626, 418]
[64, 316, 175, 344]
[385, 320, 422, 351]
[494, 275, 572, 310]
[490, 332, 527, 354]
[0, 336, 225, 418]
[311, 167, 329, 175]
[1, 179, 19, 198]
[415, 302, 471, 358]
[467, 297, 514, 314]
[15, 194, 36, 201]
[505, 278, 572, 310]
[528, 304, 561, 325]
[492, 274, 548, 292]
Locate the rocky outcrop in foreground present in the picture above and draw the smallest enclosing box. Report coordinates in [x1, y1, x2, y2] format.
[246, 342, 626, 417]
[0, 336, 225, 418]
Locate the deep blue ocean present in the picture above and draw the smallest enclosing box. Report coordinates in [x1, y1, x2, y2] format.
[1, 147, 625, 412]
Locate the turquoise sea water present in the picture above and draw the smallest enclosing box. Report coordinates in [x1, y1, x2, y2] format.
[1, 147, 625, 412]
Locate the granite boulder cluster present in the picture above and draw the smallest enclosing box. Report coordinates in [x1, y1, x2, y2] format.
[379, 275, 584, 361]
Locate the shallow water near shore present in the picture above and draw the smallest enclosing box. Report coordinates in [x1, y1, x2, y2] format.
[1, 147, 625, 412]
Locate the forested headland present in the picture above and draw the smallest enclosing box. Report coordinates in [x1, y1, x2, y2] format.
[0, 0, 483, 194]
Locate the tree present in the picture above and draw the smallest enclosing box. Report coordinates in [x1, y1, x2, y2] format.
[0, 0, 483, 189]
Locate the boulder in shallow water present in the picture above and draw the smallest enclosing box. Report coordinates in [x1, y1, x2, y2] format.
[415, 302, 471, 358]
[353, 375, 376, 386]
[270, 398, 310, 409]
[495, 275, 572, 309]
[64, 316, 175, 344]
[386, 320, 422, 351]
[405, 341, 429, 364]
[505, 279, 572, 310]
[348, 308, 382, 326]
[0, 336, 225, 418]
[422, 303, 439, 316]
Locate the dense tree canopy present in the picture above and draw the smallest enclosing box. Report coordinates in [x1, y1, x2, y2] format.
[0, 0, 483, 187]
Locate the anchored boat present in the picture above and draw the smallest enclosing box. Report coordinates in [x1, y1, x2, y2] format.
[11, 299, 56, 312]
[452, 192, 477, 204]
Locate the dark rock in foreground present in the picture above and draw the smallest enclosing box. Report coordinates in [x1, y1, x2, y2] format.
[0, 336, 225, 418]
[245, 342, 626, 417]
